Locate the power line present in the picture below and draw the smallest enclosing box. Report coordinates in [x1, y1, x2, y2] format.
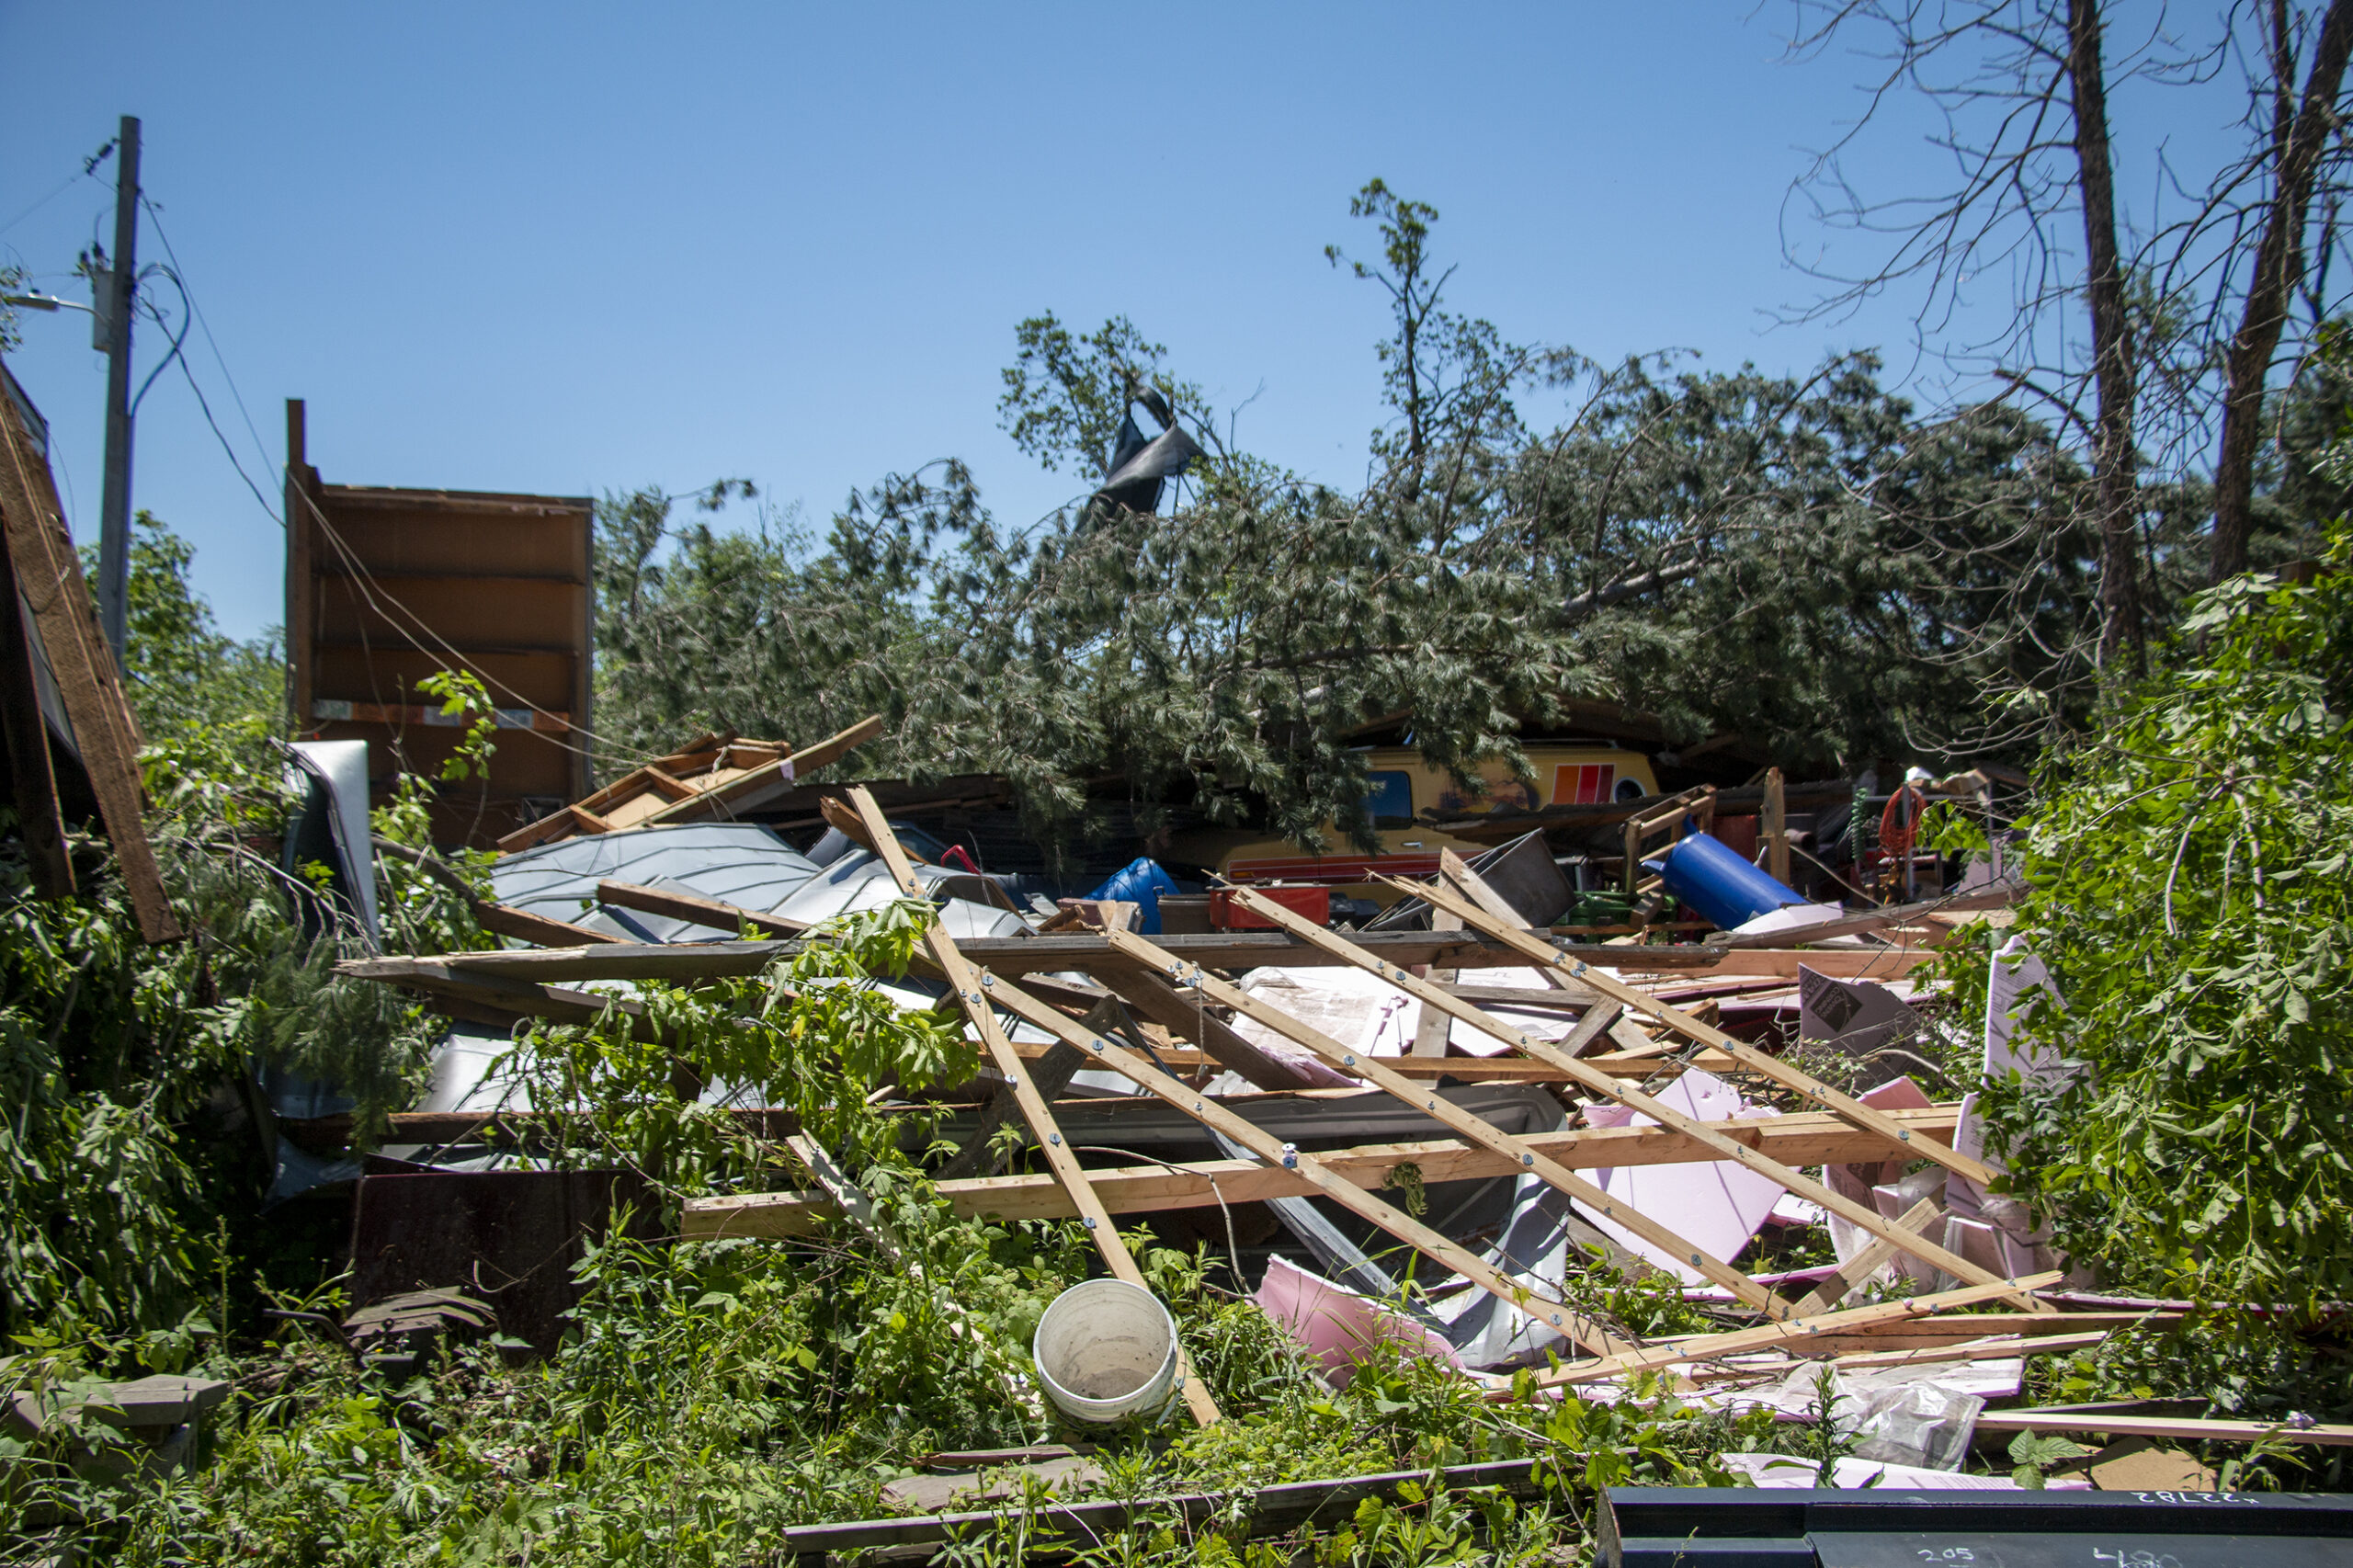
[132, 183, 667, 768]
[0, 136, 113, 237]
[138, 196, 276, 495]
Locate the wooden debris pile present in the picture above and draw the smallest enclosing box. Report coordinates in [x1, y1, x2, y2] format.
[324, 776, 2351, 1509]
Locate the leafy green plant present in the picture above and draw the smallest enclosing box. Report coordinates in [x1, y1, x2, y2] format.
[1978, 528, 2353, 1315]
[415, 669, 499, 783]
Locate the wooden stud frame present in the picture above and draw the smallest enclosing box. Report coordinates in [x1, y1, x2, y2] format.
[1395, 878, 2002, 1187]
[1233, 884, 2034, 1308]
[974, 967, 1637, 1358]
[1097, 925, 1795, 1318]
[842, 789, 1223, 1428]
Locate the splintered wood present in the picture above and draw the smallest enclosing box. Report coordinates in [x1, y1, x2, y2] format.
[841, 787, 1223, 1427]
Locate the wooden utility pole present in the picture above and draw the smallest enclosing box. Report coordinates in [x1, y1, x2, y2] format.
[95, 114, 141, 663]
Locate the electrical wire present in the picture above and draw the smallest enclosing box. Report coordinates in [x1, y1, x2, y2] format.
[138, 196, 276, 494]
[127, 268, 192, 419]
[130, 185, 671, 769]
[0, 136, 113, 238]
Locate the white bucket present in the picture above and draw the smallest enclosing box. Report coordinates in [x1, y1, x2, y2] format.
[1029, 1278, 1181, 1424]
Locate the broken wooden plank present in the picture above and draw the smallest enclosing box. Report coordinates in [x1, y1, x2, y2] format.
[282, 1105, 805, 1154]
[779, 1458, 1547, 1561]
[682, 1104, 1967, 1237]
[1791, 1197, 1942, 1316]
[1102, 924, 1793, 1317]
[1402, 876, 1999, 1187]
[844, 786, 1221, 1427]
[0, 517, 72, 897]
[335, 930, 1933, 987]
[1972, 1411, 2353, 1448]
[977, 970, 1637, 1357]
[1090, 964, 1321, 1092]
[381, 962, 666, 1041]
[1521, 1271, 2063, 1390]
[640, 714, 885, 829]
[597, 879, 811, 937]
[1830, 1330, 2119, 1370]
[0, 367, 178, 941]
[1239, 883, 2027, 1304]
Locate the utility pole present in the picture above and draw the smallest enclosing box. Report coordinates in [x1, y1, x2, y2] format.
[95, 115, 141, 663]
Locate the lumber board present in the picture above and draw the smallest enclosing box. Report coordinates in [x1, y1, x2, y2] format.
[335, 930, 1923, 986]
[1404, 878, 1996, 1186]
[685, 1105, 1964, 1236]
[640, 714, 884, 827]
[0, 369, 179, 941]
[0, 519, 71, 896]
[846, 787, 1222, 1426]
[284, 1105, 803, 1153]
[1104, 924, 1791, 1315]
[1093, 963, 1321, 1091]
[1971, 1411, 2353, 1447]
[473, 901, 626, 948]
[1663, 1312, 2181, 1345]
[1792, 1197, 1941, 1315]
[1241, 884, 2023, 1302]
[597, 879, 810, 937]
[972, 966, 1637, 1355]
[779, 1458, 1545, 1559]
[384, 962, 665, 1040]
[995, 1037, 1720, 1080]
[1521, 1272, 2063, 1389]
[1830, 1331, 2120, 1369]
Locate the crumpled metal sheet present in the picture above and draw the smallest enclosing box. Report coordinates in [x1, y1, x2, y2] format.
[491, 823, 819, 941]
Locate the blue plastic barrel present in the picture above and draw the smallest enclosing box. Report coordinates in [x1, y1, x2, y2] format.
[1647, 830, 1805, 931]
[1086, 858, 1182, 934]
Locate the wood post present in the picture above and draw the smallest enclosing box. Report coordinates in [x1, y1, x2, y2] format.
[843, 787, 1222, 1427]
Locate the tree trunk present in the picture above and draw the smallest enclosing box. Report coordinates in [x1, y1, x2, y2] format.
[2211, 0, 2353, 583]
[2069, 0, 2144, 669]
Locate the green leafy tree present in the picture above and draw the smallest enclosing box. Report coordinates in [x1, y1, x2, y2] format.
[1981, 528, 2353, 1309]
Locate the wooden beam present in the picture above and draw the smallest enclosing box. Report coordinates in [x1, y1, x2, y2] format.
[1703, 885, 2014, 949]
[684, 1105, 1964, 1236]
[472, 901, 626, 948]
[1090, 965, 1319, 1091]
[1829, 1331, 2115, 1370]
[335, 926, 1915, 989]
[1763, 767, 1790, 886]
[384, 962, 666, 1040]
[1520, 1271, 2063, 1390]
[597, 879, 810, 938]
[1403, 877, 1997, 1187]
[844, 787, 1222, 1427]
[639, 714, 885, 828]
[0, 368, 179, 941]
[978, 970, 1636, 1357]
[1102, 926, 1793, 1317]
[0, 517, 72, 896]
[1971, 1411, 2353, 1448]
[1242, 883, 2026, 1304]
[1791, 1197, 1941, 1316]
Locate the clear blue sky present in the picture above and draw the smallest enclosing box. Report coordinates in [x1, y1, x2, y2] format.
[2, 3, 2240, 641]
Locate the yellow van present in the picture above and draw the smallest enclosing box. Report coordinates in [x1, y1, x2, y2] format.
[1165, 744, 1658, 896]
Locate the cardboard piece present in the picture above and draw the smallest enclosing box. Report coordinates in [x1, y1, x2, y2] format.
[1799, 966, 1925, 1059]
[1582, 1069, 1781, 1284]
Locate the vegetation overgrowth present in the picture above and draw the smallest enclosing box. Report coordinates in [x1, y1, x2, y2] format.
[7, 184, 2353, 1559]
